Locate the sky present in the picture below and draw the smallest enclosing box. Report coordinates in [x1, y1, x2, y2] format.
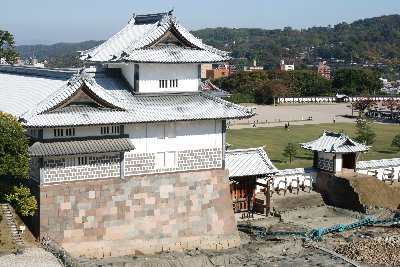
[2, 0, 400, 45]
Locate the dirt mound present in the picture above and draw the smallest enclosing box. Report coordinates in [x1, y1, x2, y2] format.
[335, 235, 400, 266]
[339, 173, 400, 210]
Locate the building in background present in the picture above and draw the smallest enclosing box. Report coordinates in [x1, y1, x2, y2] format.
[280, 59, 294, 71]
[244, 59, 264, 72]
[318, 61, 331, 79]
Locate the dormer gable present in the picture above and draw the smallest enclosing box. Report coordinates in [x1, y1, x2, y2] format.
[48, 83, 121, 112]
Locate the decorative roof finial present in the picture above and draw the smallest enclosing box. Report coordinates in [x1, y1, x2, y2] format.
[129, 13, 136, 24]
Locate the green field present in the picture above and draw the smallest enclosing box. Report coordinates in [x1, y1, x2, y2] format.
[227, 122, 400, 169]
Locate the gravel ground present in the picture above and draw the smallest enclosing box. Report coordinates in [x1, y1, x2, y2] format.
[75, 206, 400, 267]
[229, 103, 356, 129]
[1, 206, 397, 266]
[0, 247, 62, 267]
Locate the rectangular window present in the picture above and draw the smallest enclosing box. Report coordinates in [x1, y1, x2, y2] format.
[166, 79, 178, 88]
[159, 79, 170, 88]
[101, 126, 110, 135]
[65, 128, 75, 136]
[101, 125, 120, 135]
[111, 125, 120, 134]
[77, 156, 87, 166]
[53, 128, 75, 137]
[155, 151, 177, 168]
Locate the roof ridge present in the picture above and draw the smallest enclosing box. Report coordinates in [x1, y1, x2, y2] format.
[202, 92, 254, 114]
[0, 65, 78, 78]
[226, 147, 263, 153]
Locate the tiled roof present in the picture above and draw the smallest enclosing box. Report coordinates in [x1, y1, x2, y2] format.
[122, 45, 227, 63]
[19, 69, 254, 127]
[200, 80, 230, 98]
[80, 11, 229, 63]
[357, 158, 400, 169]
[225, 147, 278, 178]
[301, 131, 369, 153]
[22, 93, 254, 127]
[0, 66, 76, 117]
[29, 137, 134, 157]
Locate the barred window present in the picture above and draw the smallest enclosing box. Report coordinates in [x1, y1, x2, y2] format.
[77, 156, 87, 165]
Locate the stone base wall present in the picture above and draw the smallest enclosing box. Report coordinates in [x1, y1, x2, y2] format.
[38, 169, 240, 258]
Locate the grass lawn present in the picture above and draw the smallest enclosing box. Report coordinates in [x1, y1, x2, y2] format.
[227, 122, 400, 170]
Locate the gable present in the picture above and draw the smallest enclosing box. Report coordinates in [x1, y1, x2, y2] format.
[151, 27, 197, 48]
[48, 83, 121, 112]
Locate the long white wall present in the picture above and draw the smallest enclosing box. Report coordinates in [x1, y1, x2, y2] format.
[121, 63, 200, 93]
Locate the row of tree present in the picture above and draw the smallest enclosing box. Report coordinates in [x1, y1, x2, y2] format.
[193, 14, 400, 73]
[213, 68, 382, 104]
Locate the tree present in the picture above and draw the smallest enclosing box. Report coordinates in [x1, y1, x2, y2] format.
[354, 114, 376, 145]
[288, 70, 332, 96]
[0, 112, 37, 216]
[283, 142, 298, 163]
[391, 134, 400, 151]
[0, 30, 19, 64]
[331, 68, 382, 95]
[0, 112, 29, 178]
[5, 184, 38, 216]
[352, 97, 376, 115]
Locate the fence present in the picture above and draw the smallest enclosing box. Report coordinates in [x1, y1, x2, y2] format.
[277, 95, 400, 104]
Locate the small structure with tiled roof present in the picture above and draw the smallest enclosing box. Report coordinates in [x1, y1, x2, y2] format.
[0, 10, 253, 258]
[301, 131, 369, 173]
[225, 147, 277, 212]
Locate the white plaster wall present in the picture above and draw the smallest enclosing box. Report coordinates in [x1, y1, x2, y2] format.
[264, 171, 318, 193]
[43, 126, 120, 139]
[335, 154, 342, 172]
[357, 165, 400, 181]
[121, 63, 200, 93]
[125, 120, 222, 154]
[121, 63, 136, 89]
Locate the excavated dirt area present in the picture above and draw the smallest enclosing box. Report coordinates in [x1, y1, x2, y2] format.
[77, 205, 400, 267]
[340, 172, 400, 210]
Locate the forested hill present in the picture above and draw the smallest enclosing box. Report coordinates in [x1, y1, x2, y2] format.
[192, 14, 400, 70]
[14, 14, 400, 69]
[15, 40, 104, 68]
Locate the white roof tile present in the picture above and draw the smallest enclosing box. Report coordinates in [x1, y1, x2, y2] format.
[80, 11, 229, 63]
[357, 158, 400, 169]
[225, 147, 278, 177]
[0, 66, 76, 117]
[301, 131, 369, 153]
[18, 70, 254, 127]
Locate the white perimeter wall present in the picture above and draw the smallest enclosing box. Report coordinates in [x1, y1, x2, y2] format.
[125, 120, 222, 154]
[121, 63, 200, 93]
[259, 171, 317, 193]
